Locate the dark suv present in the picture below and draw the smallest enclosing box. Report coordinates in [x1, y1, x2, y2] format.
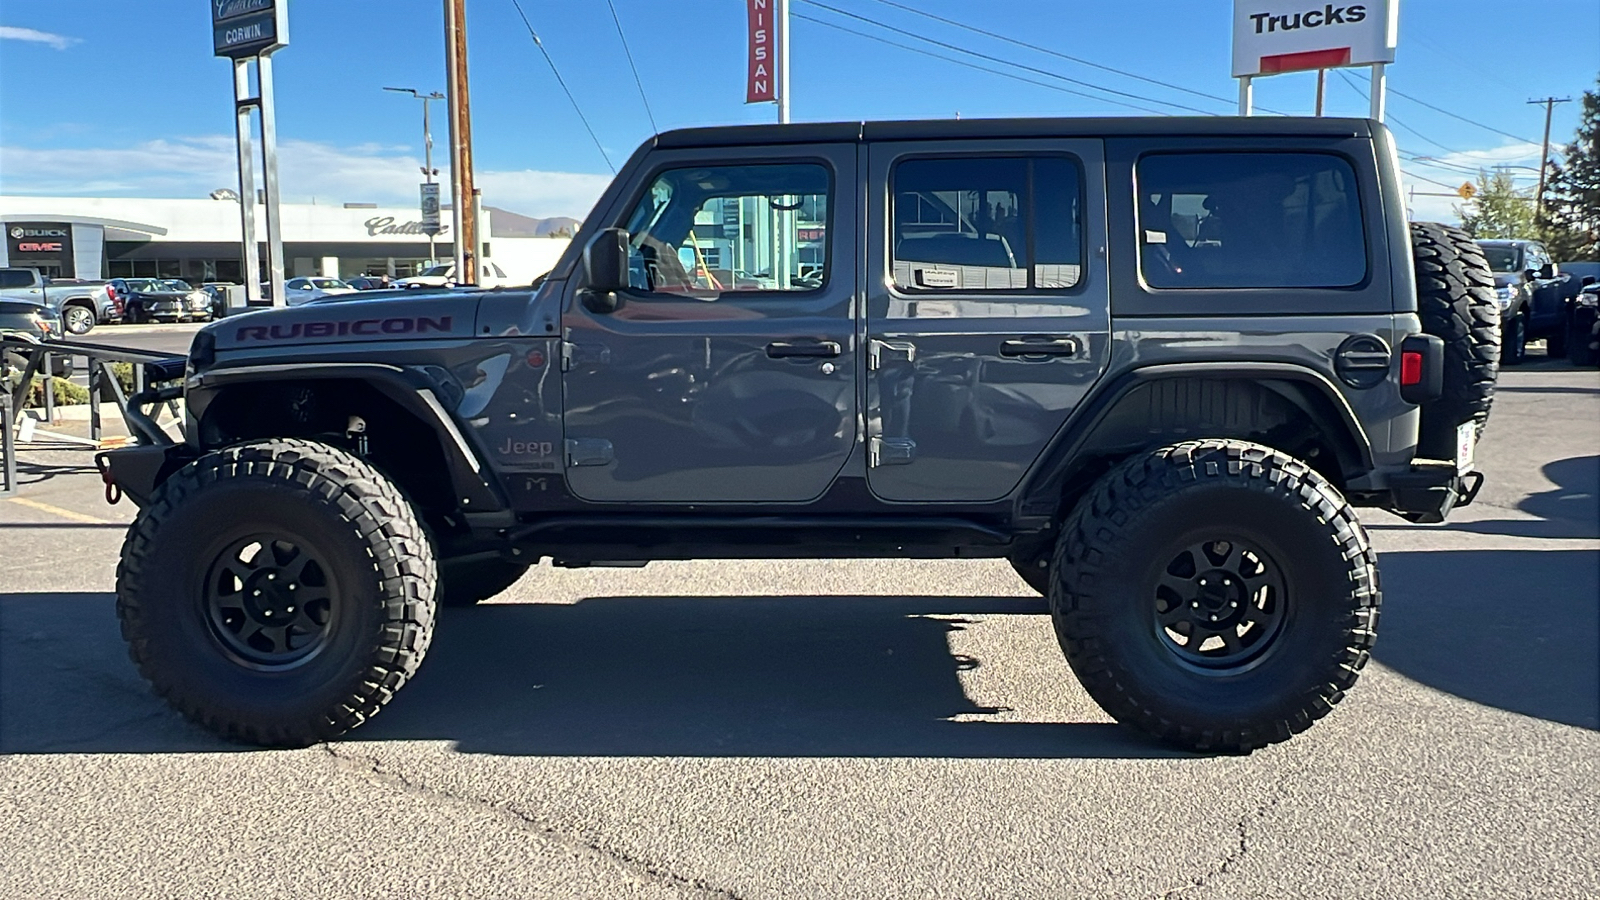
[1478, 238, 1565, 363]
[100, 117, 1500, 753]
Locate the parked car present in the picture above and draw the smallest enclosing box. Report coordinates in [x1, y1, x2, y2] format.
[284, 277, 359, 306]
[1568, 279, 1600, 366]
[344, 275, 393, 291]
[0, 267, 117, 334]
[1478, 239, 1564, 363]
[393, 261, 510, 289]
[102, 116, 1498, 753]
[111, 277, 210, 323]
[0, 299, 73, 377]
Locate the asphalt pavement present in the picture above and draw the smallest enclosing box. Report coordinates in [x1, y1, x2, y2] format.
[64, 320, 206, 359]
[1, 352, 1596, 899]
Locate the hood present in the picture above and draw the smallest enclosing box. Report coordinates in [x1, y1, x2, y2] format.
[206, 289, 482, 352]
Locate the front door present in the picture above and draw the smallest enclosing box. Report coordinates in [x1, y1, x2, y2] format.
[864, 139, 1111, 502]
[561, 145, 858, 503]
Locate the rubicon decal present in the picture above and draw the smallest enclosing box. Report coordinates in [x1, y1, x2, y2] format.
[1248, 4, 1366, 32]
[235, 315, 453, 341]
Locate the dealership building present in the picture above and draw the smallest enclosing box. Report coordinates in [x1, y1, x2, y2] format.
[0, 195, 571, 285]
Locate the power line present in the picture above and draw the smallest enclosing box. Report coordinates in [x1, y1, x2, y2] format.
[857, 0, 1282, 115]
[605, 0, 658, 134]
[795, 0, 1219, 115]
[508, 0, 615, 173]
[793, 12, 1172, 115]
[1334, 70, 1464, 156]
[1387, 86, 1539, 146]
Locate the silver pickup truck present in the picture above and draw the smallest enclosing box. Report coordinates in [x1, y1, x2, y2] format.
[0, 267, 118, 335]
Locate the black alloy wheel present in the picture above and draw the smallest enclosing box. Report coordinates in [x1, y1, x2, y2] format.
[202, 535, 336, 668]
[1153, 538, 1286, 671]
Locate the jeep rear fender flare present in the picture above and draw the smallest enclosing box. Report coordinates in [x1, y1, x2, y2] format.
[1015, 361, 1374, 521]
[193, 362, 505, 512]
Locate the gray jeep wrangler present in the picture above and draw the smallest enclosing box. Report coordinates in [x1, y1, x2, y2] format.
[100, 117, 1500, 752]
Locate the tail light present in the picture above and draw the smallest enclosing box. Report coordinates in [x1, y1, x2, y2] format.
[1398, 334, 1443, 404]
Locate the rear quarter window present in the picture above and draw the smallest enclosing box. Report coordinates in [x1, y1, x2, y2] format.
[1136, 152, 1366, 290]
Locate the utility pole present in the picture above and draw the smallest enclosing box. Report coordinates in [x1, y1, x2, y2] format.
[384, 87, 445, 265]
[1529, 96, 1571, 222]
[444, 0, 479, 286]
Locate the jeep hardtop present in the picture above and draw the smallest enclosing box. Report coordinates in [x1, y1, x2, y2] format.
[99, 116, 1501, 752]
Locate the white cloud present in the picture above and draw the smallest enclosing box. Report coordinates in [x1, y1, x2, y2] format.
[0, 26, 79, 50]
[1399, 141, 1543, 225]
[0, 136, 609, 220]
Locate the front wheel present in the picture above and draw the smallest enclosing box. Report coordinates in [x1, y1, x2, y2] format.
[1050, 440, 1380, 753]
[116, 439, 437, 746]
[1502, 313, 1528, 365]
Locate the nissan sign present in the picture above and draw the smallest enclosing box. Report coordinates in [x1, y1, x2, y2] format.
[745, 0, 777, 104]
[213, 0, 288, 59]
[1232, 0, 1396, 77]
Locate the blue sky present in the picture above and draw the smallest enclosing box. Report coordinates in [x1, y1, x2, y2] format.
[2, 0, 1596, 222]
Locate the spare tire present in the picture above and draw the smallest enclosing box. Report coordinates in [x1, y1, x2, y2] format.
[1409, 222, 1500, 457]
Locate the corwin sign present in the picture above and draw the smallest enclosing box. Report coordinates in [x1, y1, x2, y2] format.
[1232, 0, 1396, 77]
[213, 0, 288, 59]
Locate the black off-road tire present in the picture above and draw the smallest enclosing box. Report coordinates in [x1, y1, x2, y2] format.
[1409, 222, 1499, 453]
[117, 439, 437, 747]
[1050, 440, 1380, 754]
[438, 557, 530, 607]
[1009, 556, 1052, 596]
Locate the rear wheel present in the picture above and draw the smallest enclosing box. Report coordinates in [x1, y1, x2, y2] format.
[63, 304, 95, 335]
[117, 439, 436, 746]
[1050, 440, 1380, 753]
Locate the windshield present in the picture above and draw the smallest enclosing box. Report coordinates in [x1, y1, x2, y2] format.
[123, 279, 160, 292]
[420, 265, 453, 276]
[311, 278, 350, 289]
[1482, 246, 1522, 273]
[161, 280, 191, 292]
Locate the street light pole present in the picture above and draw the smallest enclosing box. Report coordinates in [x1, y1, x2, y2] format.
[384, 87, 446, 264]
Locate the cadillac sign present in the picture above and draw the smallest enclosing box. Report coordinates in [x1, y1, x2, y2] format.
[213, 0, 288, 59]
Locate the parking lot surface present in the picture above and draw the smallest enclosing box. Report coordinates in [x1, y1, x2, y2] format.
[2, 356, 1596, 899]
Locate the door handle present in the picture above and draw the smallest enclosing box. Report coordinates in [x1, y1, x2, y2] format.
[766, 340, 841, 359]
[999, 337, 1079, 358]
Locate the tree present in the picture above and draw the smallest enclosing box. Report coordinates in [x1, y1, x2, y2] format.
[1538, 78, 1600, 262]
[1456, 169, 1536, 239]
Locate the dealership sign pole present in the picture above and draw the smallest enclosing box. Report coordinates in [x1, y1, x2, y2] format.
[1232, 0, 1398, 120]
[214, 0, 290, 307]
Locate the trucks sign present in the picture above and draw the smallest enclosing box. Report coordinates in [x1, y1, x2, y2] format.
[213, 0, 288, 59]
[1232, 0, 1397, 77]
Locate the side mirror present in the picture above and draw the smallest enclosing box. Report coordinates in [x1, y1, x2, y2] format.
[580, 227, 630, 314]
[1523, 269, 1539, 283]
[1540, 262, 1557, 280]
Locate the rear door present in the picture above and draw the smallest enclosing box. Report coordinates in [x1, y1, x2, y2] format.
[560, 144, 858, 503]
[864, 139, 1110, 502]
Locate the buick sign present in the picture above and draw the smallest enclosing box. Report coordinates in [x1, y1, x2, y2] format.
[213, 0, 288, 59]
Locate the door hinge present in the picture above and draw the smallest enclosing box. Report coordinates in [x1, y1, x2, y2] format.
[868, 436, 916, 467]
[560, 341, 573, 372]
[868, 339, 916, 371]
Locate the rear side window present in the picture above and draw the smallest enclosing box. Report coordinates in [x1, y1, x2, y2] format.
[0, 270, 36, 289]
[1137, 152, 1365, 290]
[892, 156, 1082, 292]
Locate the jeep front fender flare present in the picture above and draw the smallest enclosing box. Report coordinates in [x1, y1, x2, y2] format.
[190, 362, 506, 512]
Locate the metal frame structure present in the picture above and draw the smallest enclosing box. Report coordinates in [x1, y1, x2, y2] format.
[1, 336, 184, 496]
